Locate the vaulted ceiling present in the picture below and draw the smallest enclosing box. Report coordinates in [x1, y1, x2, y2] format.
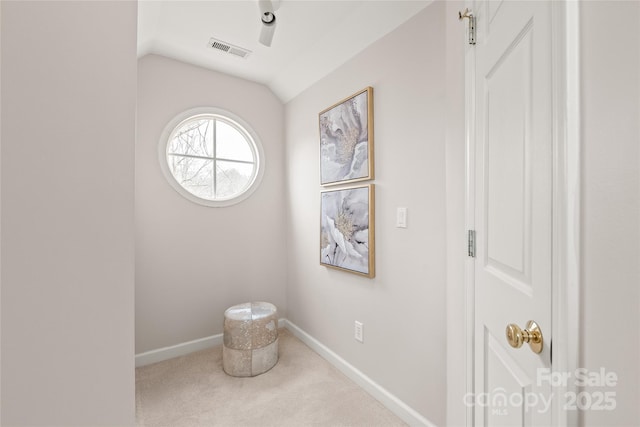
[138, 1, 430, 102]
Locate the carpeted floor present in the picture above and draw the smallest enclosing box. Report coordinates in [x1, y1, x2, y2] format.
[136, 328, 407, 427]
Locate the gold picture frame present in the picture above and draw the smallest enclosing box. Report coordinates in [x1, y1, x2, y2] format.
[320, 184, 375, 278]
[319, 87, 374, 186]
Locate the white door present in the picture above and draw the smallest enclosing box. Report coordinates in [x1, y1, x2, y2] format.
[472, 1, 553, 425]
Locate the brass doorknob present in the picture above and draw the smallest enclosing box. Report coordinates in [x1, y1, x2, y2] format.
[505, 320, 543, 354]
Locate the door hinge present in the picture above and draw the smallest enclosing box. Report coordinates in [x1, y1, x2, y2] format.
[468, 229, 476, 257]
[458, 8, 476, 45]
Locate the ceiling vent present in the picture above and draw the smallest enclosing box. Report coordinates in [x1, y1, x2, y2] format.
[207, 38, 251, 59]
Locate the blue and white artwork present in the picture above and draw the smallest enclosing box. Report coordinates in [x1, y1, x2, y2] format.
[320, 185, 374, 277]
[319, 87, 373, 186]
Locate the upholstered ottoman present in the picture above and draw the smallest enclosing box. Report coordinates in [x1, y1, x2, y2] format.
[222, 302, 278, 377]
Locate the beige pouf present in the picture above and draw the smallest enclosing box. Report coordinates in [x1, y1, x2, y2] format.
[222, 302, 278, 377]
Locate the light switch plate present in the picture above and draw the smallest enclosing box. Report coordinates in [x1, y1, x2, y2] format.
[396, 207, 408, 228]
[355, 321, 364, 343]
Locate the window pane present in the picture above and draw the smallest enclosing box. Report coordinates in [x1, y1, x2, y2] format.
[169, 155, 214, 199]
[216, 121, 254, 162]
[168, 119, 213, 158]
[215, 161, 254, 198]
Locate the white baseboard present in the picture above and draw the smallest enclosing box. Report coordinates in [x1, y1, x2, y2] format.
[136, 319, 435, 427]
[282, 319, 437, 427]
[135, 334, 222, 367]
[135, 318, 287, 368]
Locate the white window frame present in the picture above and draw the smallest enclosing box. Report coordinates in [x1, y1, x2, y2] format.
[158, 107, 265, 207]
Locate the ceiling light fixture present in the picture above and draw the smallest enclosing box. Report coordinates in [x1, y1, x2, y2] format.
[258, 0, 280, 47]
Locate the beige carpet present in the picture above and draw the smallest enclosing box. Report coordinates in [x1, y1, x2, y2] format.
[136, 328, 407, 427]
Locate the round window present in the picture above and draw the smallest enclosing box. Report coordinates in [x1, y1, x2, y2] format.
[159, 108, 264, 207]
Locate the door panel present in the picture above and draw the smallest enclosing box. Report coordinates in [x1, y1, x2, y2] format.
[486, 25, 531, 278]
[485, 330, 534, 426]
[473, 1, 553, 425]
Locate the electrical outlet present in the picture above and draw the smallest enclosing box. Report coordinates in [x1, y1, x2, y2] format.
[354, 321, 364, 343]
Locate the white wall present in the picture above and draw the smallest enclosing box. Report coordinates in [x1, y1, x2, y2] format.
[284, 3, 447, 424]
[580, 2, 640, 426]
[0, 1, 137, 425]
[135, 55, 286, 353]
